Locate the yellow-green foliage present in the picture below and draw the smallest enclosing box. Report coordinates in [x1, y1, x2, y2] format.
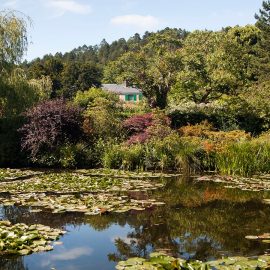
[102, 133, 201, 172]
[216, 136, 270, 176]
[73, 87, 119, 108]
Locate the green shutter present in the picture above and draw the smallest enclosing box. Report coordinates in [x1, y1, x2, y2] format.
[125, 94, 138, 101]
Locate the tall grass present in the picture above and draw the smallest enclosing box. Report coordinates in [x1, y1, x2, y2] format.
[216, 140, 270, 176]
[102, 130, 270, 176]
[102, 143, 145, 171]
[102, 133, 202, 173]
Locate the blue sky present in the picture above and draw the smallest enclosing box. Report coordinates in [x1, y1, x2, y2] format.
[0, 0, 263, 61]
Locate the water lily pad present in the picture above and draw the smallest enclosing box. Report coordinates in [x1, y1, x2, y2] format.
[0, 221, 65, 256]
[116, 253, 270, 270]
[0, 172, 165, 194]
[245, 235, 259, 240]
[0, 192, 165, 216]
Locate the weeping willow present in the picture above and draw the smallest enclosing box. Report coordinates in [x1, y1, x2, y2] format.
[0, 68, 53, 117]
[0, 10, 30, 72]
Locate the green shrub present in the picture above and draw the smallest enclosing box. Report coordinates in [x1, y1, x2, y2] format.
[83, 97, 123, 140]
[102, 133, 202, 173]
[122, 144, 145, 170]
[168, 99, 264, 134]
[59, 142, 103, 169]
[73, 87, 118, 109]
[102, 143, 144, 170]
[102, 144, 125, 169]
[216, 139, 270, 176]
[59, 144, 77, 168]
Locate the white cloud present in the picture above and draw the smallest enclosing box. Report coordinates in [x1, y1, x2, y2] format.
[50, 247, 93, 260]
[41, 247, 93, 267]
[46, 0, 91, 16]
[111, 14, 160, 29]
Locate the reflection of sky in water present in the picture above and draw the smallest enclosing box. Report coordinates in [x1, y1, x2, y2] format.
[40, 247, 93, 266]
[24, 224, 131, 270]
[0, 206, 5, 220]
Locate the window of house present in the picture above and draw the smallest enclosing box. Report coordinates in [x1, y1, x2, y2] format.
[125, 94, 136, 101]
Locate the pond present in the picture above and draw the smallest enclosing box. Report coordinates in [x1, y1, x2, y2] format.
[0, 173, 270, 270]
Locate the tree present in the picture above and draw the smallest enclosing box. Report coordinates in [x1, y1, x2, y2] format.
[123, 111, 171, 144]
[73, 87, 118, 108]
[255, 0, 270, 78]
[255, 1, 270, 42]
[61, 62, 102, 98]
[0, 10, 34, 117]
[27, 59, 47, 78]
[0, 10, 30, 72]
[43, 56, 63, 96]
[82, 91, 122, 140]
[103, 31, 184, 109]
[98, 39, 110, 64]
[0, 68, 46, 117]
[28, 75, 53, 101]
[173, 27, 259, 104]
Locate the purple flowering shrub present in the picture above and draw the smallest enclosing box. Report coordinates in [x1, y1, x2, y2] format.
[20, 99, 82, 163]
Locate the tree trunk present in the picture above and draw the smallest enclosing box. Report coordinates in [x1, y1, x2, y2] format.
[155, 88, 168, 109]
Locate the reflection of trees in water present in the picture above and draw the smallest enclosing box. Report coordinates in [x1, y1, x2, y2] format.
[0, 257, 28, 270]
[1, 179, 270, 266]
[102, 180, 270, 262]
[105, 199, 270, 262]
[1, 205, 85, 228]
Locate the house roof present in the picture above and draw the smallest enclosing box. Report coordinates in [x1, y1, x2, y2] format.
[102, 84, 142, 95]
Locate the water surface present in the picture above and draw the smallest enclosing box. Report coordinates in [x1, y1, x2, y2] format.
[1, 178, 270, 270]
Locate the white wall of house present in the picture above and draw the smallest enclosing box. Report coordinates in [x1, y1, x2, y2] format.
[119, 95, 126, 101]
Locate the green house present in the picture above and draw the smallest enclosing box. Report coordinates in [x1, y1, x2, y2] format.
[102, 83, 143, 102]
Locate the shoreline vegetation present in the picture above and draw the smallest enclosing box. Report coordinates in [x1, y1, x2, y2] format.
[0, 2, 270, 178]
[3, 123, 270, 177]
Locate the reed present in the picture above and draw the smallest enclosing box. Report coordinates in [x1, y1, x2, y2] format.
[216, 140, 270, 176]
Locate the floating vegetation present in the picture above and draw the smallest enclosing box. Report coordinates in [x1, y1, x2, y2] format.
[196, 175, 270, 192]
[245, 233, 270, 243]
[76, 169, 181, 179]
[0, 220, 66, 256]
[0, 172, 164, 194]
[0, 169, 42, 182]
[116, 252, 270, 270]
[263, 199, 270, 205]
[0, 171, 167, 216]
[0, 193, 165, 215]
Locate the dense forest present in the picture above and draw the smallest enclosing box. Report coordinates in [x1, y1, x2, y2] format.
[1, 1, 270, 176]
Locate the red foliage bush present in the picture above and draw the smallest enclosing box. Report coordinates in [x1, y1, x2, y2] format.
[126, 132, 150, 145]
[123, 111, 172, 145]
[123, 113, 153, 135]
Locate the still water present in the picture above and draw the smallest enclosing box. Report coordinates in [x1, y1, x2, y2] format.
[1, 178, 270, 270]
